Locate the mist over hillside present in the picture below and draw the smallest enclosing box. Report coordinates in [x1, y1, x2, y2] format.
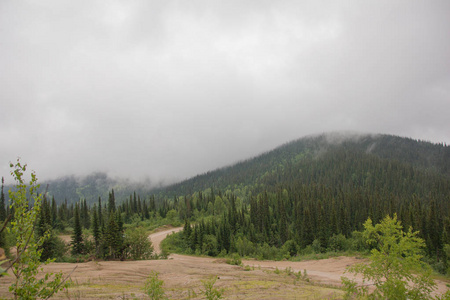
[2, 132, 449, 204]
[160, 132, 450, 196]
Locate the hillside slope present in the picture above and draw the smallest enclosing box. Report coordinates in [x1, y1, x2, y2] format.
[160, 132, 450, 196]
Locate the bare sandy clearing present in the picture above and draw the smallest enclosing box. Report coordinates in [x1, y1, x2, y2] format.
[0, 228, 448, 299]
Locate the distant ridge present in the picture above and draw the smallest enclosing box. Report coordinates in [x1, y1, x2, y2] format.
[159, 132, 450, 196]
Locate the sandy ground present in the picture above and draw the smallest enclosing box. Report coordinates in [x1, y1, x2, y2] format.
[0, 227, 448, 299]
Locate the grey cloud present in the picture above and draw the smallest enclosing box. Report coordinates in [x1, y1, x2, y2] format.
[1, 1, 449, 183]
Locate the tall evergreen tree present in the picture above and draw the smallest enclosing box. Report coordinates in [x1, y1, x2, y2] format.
[103, 212, 124, 259]
[108, 189, 116, 213]
[71, 203, 84, 255]
[98, 197, 103, 227]
[36, 196, 57, 261]
[51, 196, 57, 227]
[91, 204, 100, 255]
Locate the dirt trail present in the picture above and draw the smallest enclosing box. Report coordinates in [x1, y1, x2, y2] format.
[0, 227, 448, 299]
[149, 226, 183, 254]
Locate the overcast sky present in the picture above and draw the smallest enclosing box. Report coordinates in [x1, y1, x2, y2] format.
[1, 1, 449, 184]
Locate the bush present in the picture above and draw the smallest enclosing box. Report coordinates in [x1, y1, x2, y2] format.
[144, 271, 167, 300]
[349, 230, 367, 252]
[328, 234, 349, 252]
[124, 227, 154, 260]
[201, 276, 224, 300]
[226, 253, 242, 266]
[311, 239, 321, 254]
[281, 240, 299, 257]
[255, 242, 278, 260]
[235, 236, 255, 257]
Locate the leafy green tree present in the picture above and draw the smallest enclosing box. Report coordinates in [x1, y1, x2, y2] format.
[8, 159, 67, 299]
[342, 214, 437, 299]
[124, 226, 153, 260]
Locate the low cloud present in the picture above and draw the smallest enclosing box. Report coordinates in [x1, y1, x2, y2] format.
[1, 1, 449, 182]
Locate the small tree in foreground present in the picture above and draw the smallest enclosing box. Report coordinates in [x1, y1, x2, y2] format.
[8, 159, 68, 299]
[201, 276, 224, 300]
[144, 271, 167, 300]
[342, 214, 438, 300]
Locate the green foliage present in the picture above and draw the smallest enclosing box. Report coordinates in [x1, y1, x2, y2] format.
[235, 236, 255, 257]
[7, 159, 68, 299]
[124, 226, 154, 260]
[166, 209, 178, 223]
[226, 253, 242, 266]
[0, 259, 9, 276]
[328, 234, 349, 252]
[201, 276, 224, 300]
[143, 271, 167, 300]
[202, 234, 218, 256]
[342, 214, 437, 300]
[280, 240, 299, 257]
[159, 231, 186, 254]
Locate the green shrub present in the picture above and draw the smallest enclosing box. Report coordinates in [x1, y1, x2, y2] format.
[281, 240, 299, 257]
[143, 271, 167, 300]
[201, 276, 224, 300]
[328, 234, 349, 252]
[226, 253, 242, 266]
[124, 227, 154, 260]
[235, 236, 255, 257]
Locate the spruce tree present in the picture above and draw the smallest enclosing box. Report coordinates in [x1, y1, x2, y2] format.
[104, 213, 119, 259]
[108, 189, 116, 213]
[37, 196, 55, 261]
[98, 197, 103, 227]
[92, 204, 100, 254]
[71, 203, 84, 255]
[51, 196, 57, 228]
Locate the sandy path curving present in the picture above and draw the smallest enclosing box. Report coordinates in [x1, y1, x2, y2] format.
[149, 226, 183, 254]
[0, 227, 447, 299]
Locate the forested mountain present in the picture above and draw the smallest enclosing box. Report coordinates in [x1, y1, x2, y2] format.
[157, 133, 450, 266]
[160, 132, 450, 196]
